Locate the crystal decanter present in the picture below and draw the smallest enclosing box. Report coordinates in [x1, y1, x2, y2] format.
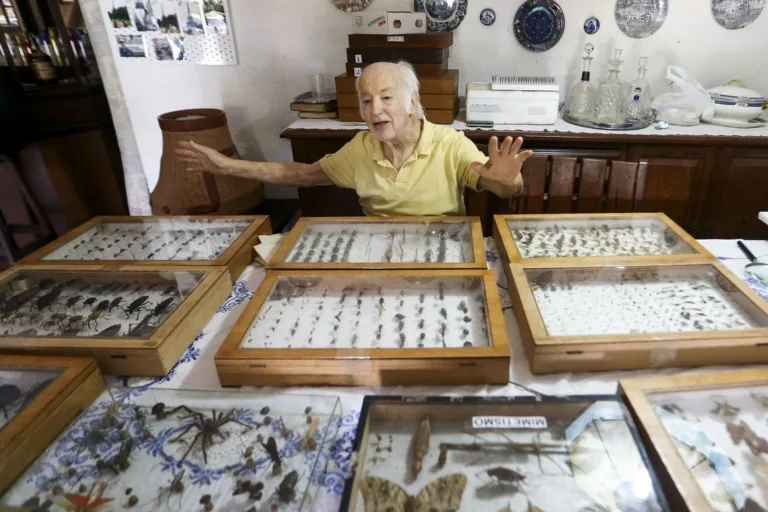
[565, 43, 597, 121]
[596, 49, 625, 124]
[624, 57, 652, 122]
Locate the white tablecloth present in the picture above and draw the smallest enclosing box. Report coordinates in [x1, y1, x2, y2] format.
[106, 238, 768, 511]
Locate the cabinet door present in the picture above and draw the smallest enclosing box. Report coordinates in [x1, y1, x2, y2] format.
[628, 146, 714, 236]
[712, 149, 768, 239]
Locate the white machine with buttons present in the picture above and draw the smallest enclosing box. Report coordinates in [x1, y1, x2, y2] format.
[466, 76, 560, 126]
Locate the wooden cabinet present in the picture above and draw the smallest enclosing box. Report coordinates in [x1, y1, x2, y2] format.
[711, 148, 768, 239]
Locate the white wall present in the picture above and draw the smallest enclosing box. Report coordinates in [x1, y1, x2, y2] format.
[103, 0, 768, 201]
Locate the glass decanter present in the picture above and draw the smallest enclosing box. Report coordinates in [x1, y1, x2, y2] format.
[596, 49, 624, 124]
[565, 43, 597, 121]
[624, 57, 652, 122]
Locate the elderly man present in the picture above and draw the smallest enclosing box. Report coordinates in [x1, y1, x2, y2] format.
[176, 61, 533, 216]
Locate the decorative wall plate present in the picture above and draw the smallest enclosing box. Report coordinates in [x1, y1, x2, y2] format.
[414, 0, 468, 32]
[712, 0, 766, 29]
[615, 0, 668, 39]
[584, 15, 600, 34]
[479, 7, 496, 25]
[329, 0, 372, 12]
[513, 0, 565, 53]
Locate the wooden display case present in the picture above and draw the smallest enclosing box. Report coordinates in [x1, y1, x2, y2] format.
[493, 213, 713, 267]
[268, 216, 486, 270]
[341, 395, 669, 512]
[507, 259, 768, 374]
[0, 264, 230, 375]
[620, 369, 768, 512]
[215, 269, 509, 386]
[0, 355, 104, 495]
[18, 215, 272, 282]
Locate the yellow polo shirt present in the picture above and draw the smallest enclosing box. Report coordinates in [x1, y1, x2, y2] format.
[319, 120, 488, 216]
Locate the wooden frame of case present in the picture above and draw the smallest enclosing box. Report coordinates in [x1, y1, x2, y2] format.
[0, 264, 231, 376]
[0, 355, 104, 495]
[340, 394, 671, 512]
[507, 258, 768, 374]
[619, 369, 768, 512]
[17, 215, 272, 283]
[214, 269, 510, 386]
[268, 216, 486, 270]
[493, 213, 714, 267]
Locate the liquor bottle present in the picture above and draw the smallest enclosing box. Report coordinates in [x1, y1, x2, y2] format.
[565, 43, 597, 121]
[48, 27, 68, 66]
[624, 57, 651, 122]
[596, 49, 625, 124]
[625, 88, 644, 122]
[28, 36, 57, 84]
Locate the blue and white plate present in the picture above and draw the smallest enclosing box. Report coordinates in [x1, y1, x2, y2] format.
[513, 0, 565, 53]
[584, 16, 600, 34]
[480, 8, 496, 26]
[414, 0, 468, 32]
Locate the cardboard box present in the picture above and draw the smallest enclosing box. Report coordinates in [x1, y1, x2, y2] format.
[352, 11, 426, 35]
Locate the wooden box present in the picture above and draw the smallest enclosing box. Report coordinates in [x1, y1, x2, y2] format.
[620, 369, 768, 512]
[346, 61, 447, 78]
[0, 264, 230, 375]
[335, 69, 459, 95]
[507, 259, 768, 374]
[346, 47, 449, 64]
[0, 355, 104, 495]
[348, 32, 453, 48]
[0, 386, 341, 511]
[269, 216, 485, 270]
[18, 215, 272, 283]
[215, 269, 509, 386]
[341, 395, 669, 512]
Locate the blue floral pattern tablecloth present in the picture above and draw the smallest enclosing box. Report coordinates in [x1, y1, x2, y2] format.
[104, 238, 768, 512]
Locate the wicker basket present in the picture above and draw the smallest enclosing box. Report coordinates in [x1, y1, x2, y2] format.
[150, 108, 264, 215]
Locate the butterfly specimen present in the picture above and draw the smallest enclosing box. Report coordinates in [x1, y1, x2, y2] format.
[358, 474, 467, 512]
[726, 420, 768, 456]
[711, 401, 740, 418]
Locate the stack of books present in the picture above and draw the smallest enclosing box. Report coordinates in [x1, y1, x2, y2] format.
[290, 91, 338, 119]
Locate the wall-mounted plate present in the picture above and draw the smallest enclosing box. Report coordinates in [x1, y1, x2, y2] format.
[615, 0, 668, 39]
[329, 0, 372, 12]
[712, 0, 766, 29]
[414, 0, 468, 32]
[480, 8, 496, 26]
[513, 0, 565, 53]
[584, 15, 600, 34]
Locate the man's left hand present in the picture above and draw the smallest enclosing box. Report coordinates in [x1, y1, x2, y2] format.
[471, 136, 533, 186]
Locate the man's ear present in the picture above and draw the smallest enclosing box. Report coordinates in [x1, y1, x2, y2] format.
[411, 92, 419, 116]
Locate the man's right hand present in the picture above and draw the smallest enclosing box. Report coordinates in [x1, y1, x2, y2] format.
[175, 140, 234, 175]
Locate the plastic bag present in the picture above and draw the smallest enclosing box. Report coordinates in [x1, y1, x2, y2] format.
[650, 66, 715, 126]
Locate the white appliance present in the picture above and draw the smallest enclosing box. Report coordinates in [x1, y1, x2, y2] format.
[466, 76, 560, 125]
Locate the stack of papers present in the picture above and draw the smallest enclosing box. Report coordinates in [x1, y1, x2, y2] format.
[253, 234, 284, 266]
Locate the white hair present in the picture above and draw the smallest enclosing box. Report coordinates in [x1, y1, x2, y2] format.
[356, 60, 425, 120]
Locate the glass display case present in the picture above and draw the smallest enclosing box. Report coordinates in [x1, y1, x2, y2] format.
[0, 355, 103, 495]
[0, 264, 231, 376]
[269, 217, 486, 269]
[19, 216, 272, 282]
[0, 387, 341, 512]
[621, 369, 768, 512]
[493, 213, 711, 264]
[215, 270, 509, 386]
[507, 261, 768, 374]
[341, 395, 669, 512]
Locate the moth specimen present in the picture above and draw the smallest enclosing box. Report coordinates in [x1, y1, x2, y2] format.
[410, 417, 430, 477]
[358, 474, 467, 512]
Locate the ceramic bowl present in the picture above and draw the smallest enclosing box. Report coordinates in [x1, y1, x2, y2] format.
[708, 80, 766, 122]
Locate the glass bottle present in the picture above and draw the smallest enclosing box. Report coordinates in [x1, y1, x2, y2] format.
[624, 56, 651, 122]
[565, 43, 597, 121]
[596, 48, 624, 124]
[625, 88, 644, 122]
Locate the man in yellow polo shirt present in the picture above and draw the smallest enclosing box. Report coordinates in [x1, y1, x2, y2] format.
[176, 61, 532, 216]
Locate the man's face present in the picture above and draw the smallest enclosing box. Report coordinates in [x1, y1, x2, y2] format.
[358, 65, 414, 142]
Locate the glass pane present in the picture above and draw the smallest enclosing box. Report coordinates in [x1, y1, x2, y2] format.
[41, 218, 252, 261]
[239, 274, 490, 349]
[650, 386, 768, 511]
[0, 367, 61, 432]
[525, 265, 768, 336]
[0, 269, 205, 339]
[507, 217, 697, 258]
[352, 398, 664, 512]
[286, 220, 473, 263]
[0, 387, 341, 511]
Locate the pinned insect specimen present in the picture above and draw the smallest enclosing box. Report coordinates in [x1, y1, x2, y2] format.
[660, 403, 699, 422]
[275, 470, 300, 504]
[410, 417, 430, 477]
[711, 401, 740, 418]
[482, 466, 527, 486]
[261, 435, 283, 475]
[752, 394, 768, 408]
[153, 470, 185, 506]
[727, 421, 768, 456]
[302, 416, 320, 451]
[358, 474, 467, 512]
[170, 408, 252, 464]
[51, 482, 113, 511]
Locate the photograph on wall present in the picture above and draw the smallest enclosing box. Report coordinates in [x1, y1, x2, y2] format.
[178, 1, 204, 35]
[116, 34, 146, 57]
[132, 0, 158, 31]
[152, 35, 184, 60]
[155, 0, 180, 33]
[203, 0, 227, 34]
[107, 0, 132, 28]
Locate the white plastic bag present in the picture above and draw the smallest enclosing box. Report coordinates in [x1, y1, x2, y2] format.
[651, 66, 715, 126]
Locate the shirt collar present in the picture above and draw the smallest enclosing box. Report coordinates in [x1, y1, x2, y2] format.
[370, 119, 435, 164]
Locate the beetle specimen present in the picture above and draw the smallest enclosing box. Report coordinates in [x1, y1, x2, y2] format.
[275, 470, 299, 504]
[122, 296, 151, 318]
[170, 408, 253, 465]
[261, 435, 283, 475]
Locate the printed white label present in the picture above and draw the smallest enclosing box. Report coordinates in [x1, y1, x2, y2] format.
[387, 35, 405, 42]
[472, 416, 548, 429]
[353, 67, 362, 77]
[355, 54, 362, 63]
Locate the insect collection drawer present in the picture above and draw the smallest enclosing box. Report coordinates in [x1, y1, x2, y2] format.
[0, 386, 342, 512]
[507, 260, 768, 374]
[620, 369, 768, 512]
[0, 264, 231, 376]
[0, 355, 104, 495]
[268, 216, 486, 270]
[341, 395, 669, 512]
[18, 215, 272, 283]
[214, 269, 509, 387]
